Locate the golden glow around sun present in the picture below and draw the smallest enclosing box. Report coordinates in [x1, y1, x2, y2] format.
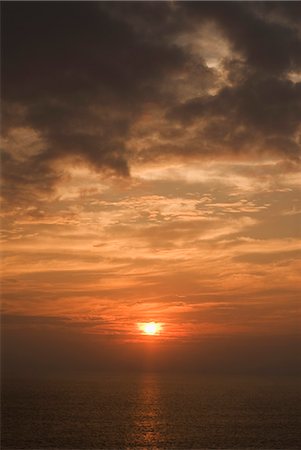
[139, 322, 161, 335]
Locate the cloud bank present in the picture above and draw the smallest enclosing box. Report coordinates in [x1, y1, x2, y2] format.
[2, 2, 300, 203]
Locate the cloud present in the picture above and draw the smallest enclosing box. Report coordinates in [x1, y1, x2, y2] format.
[1, 3, 301, 379]
[2, 2, 301, 206]
[180, 2, 301, 74]
[1, 2, 186, 201]
[168, 74, 301, 160]
[234, 249, 301, 265]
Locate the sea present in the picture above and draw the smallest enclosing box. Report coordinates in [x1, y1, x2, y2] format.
[2, 373, 300, 449]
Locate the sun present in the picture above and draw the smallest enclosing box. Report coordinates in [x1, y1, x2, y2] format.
[140, 322, 161, 335]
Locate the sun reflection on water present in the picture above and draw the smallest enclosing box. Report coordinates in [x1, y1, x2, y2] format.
[126, 373, 163, 449]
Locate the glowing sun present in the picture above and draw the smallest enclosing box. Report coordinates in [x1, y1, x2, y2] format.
[141, 322, 161, 335]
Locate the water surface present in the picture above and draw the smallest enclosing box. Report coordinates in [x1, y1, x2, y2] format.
[2, 373, 300, 448]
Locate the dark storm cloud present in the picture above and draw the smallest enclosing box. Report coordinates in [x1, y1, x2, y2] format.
[171, 76, 301, 134]
[256, 2, 301, 30]
[168, 75, 301, 159]
[1, 1, 301, 202]
[2, 2, 184, 103]
[164, 2, 301, 160]
[181, 2, 301, 74]
[1, 1, 185, 197]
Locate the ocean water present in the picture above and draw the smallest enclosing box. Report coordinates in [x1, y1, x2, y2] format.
[2, 373, 300, 449]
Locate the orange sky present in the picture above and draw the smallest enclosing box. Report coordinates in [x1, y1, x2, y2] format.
[1, 2, 301, 374]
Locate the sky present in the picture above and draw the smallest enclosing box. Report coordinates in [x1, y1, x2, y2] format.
[1, 1, 301, 375]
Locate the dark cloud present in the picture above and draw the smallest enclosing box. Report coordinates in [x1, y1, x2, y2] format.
[1, 149, 61, 205]
[255, 2, 301, 29]
[181, 2, 301, 74]
[1, 1, 186, 197]
[2, 2, 184, 102]
[1, 2, 301, 203]
[168, 75, 301, 159]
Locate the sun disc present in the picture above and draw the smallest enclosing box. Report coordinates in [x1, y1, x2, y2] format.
[142, 322, 160, 335]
